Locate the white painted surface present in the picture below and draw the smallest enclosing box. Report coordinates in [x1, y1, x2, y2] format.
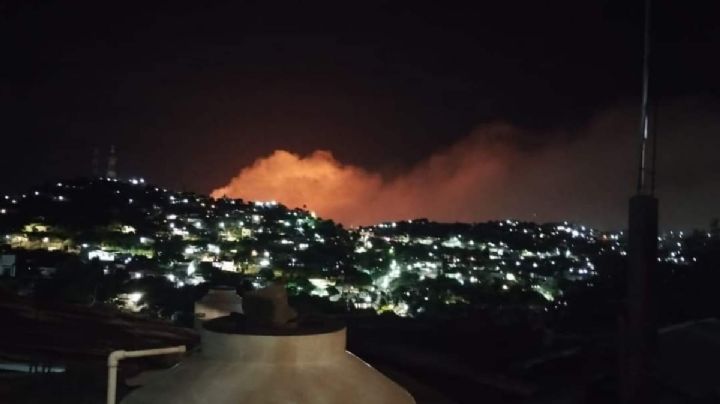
[123, 327, 414, 404]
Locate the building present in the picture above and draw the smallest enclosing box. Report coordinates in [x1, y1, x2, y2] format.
[0, 254, 16, 277]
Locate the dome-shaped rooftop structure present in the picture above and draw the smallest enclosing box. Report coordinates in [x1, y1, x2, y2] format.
[123, 285, 414, 404]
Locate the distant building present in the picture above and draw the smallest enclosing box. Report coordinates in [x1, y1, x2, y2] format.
[37, 266, 57, 278]
[0, 254, 16, 277]
[88, 250, 115, 262]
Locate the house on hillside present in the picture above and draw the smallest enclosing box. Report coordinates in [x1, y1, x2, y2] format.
[0, 254, 16, 277]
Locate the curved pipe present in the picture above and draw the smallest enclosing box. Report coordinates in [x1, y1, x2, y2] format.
[107, 345, 186, 404]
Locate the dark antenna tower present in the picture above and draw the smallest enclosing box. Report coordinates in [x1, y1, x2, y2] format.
[107, 145, 118, 179]
[621, 0, 658, 403]
[91, 147, 100, 177]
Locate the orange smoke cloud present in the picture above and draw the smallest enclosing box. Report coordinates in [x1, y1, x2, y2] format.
[211, 125, 520, 226]
[211, 101, 720, 228]
[211, 149, 384, 222]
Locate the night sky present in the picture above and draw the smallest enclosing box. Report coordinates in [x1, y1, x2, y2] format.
[2, 0, 719, 228]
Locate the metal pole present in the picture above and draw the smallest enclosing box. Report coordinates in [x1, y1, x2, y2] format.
[650, 97, 659, 195]
[636, 0, 652, 193]
[623, 2, 658, 402]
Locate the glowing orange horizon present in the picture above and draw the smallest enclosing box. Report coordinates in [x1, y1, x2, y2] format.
[211, 126, 516, 226]
[209, 105, 720, 230]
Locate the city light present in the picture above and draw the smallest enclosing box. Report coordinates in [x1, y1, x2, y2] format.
[128, 292, 143, 303]
[0, 176, 710, 321]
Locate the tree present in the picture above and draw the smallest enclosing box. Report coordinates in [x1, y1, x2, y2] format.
[258, 267, 275, 281]
[155, 236, 185, 263]
[343, 269, 373, 288]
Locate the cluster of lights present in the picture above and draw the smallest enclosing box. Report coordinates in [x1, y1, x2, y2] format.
[2, 176, 717, 319]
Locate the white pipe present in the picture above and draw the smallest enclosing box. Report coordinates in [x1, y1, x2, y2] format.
[107, 345, 186, 404]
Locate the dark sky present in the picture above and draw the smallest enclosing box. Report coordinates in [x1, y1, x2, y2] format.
[1, 0, 719, 228]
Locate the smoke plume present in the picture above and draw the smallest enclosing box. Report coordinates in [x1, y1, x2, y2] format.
[212, 101, 720, 229]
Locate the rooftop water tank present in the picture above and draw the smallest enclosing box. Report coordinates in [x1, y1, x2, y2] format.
[123, 315, 415, 404]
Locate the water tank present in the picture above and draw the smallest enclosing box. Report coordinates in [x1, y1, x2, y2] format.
[122, 316, 415, 404]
